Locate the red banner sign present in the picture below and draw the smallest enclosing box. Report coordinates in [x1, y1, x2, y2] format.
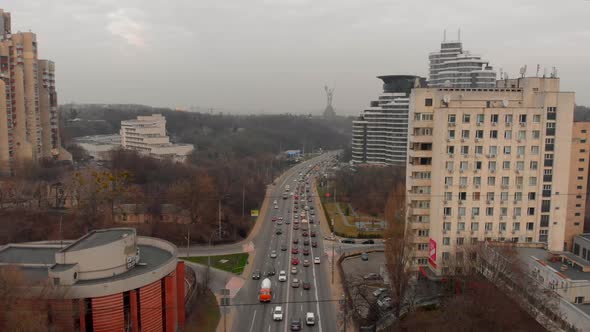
[428, 238, 437, 268]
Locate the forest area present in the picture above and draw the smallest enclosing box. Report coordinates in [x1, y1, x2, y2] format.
[0, 104, 352, 246]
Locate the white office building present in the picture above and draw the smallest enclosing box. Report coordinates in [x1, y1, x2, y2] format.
[120, 114, 193, 162]
[352, 75, 425, 166]
[429, 34, 496, 88]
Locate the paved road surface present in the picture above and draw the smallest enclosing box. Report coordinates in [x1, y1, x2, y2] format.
[231, 153, 338, 332]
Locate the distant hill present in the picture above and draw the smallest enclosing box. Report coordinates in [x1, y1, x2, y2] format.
[575, 105, 590, 122]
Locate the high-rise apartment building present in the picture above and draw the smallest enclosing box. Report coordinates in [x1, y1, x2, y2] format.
[428, 33, 496, 88]
[352, 75, 426, 166]
[565, 118, 590, 250]
[0, 9, 70, 175]
[407, 76, 575, 275]
[120, 114, 194, 162]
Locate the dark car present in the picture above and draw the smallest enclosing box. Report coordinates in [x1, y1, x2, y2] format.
[311, 241, 317, 248]
[310, 231, 316, 237]
[341, 239, 355, 244]
[281, 244, 288, 251]
[363, 273, 381, 281]
[361, 252, 369, 261]
[252, 270, 261, 280]
[293, 225, 299, 230]
[362, 239, 375, 245]
[303, 248, 310, 256]
[290, 318, 302, 331]
[264, 268, 276, 277]
[276, 229, 282, 235]
[303, 282, 311, 290]
[293, 238, 299, 244]
[302, 231, 309, 237]
[303, 239, 310, 246]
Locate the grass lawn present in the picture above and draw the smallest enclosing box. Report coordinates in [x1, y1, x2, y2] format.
[184, 288, 220, 332]
[182, 253, 249, 275]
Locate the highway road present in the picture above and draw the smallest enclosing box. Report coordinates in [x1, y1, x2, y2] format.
[231, 153, 339, 332]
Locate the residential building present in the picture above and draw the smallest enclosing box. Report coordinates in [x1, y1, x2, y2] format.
[352, 75, 426, 166]
[0, 9, 70, 175]
[120, 114, 194, 162]
[566, 119, 590, 250]
[428, 33, 496, 88]
[406, 76, 575, 275]
[0, 228, 186, 331]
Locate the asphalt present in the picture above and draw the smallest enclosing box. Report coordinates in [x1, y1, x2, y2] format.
[231, 154, 338, 332]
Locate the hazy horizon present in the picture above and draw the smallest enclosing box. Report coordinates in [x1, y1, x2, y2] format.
[6, 0, 590, 115]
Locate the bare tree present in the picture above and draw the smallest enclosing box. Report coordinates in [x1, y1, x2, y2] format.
[343, 275, 381, 328]
[383, 183, 414, 319]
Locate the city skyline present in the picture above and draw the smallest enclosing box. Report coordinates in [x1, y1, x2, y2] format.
[4, 0, 590, 114]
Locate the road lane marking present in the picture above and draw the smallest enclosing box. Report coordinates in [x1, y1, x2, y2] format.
[283, 173, 297, 332]
[249, 310, 257, 332]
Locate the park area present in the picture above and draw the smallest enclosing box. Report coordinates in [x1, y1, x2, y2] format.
[181, 253, 249, 275]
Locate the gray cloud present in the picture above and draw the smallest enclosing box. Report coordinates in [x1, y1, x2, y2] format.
[4, 0, 590, 114]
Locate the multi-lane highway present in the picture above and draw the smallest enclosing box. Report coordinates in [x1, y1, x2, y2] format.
[232, 153, 338, 332]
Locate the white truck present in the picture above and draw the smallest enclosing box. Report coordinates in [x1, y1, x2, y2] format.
[273, 306, 283, 321]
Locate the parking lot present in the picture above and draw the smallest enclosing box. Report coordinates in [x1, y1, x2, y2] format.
[341, 251, 385, 279]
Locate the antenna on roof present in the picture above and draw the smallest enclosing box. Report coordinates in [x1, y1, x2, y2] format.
[536, 64, 540, 77]
[551, 67, 558, 78]
[499, 68, 503, 80]
[457, 28, 461, 41]
[443, 29, 446, 42]
[519, 65, 527, 78]
[543, 67, 547, 78]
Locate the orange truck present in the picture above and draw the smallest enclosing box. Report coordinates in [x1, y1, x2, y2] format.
[259, 278, 272, 302]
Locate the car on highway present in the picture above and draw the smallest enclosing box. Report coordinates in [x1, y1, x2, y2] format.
[314, 257, 320, 264]
[310, 231, 316, 237]
[291, 266, 298, 274]
[281, 244, 288, 251]
[305, 312, 315, 326]
[273, 306, 283, 321]
[276, 229, 282, 235]
[311, 241, 317, 247]
[293, 214, 299, 219]
[377, 296, 393, 310]
[285, 219, 290, 224]
[362, 239, 375, 244]
[293, 225, 299, 230]
[293, 238, 299, 244]
[278, 270, 287, 282]
[252, 270, 261, 280]
[363, 273, 381, 281]
[277, 220, 283, 225]
[291, 278, 300, 288]
[361, 252, 369, 261]
[291, 257, 300, 265]
[272, 216, 277, 222]
[303, 239, 309, 246]
[303, 259, 310, 267]
[302, 231, 308, 237]
[291, 247, 299, 254]
[302, 248, 310, 256]
[303, 281, 311, 290]
[274, 205, 279, 209]
[278, 216, 283, 220]
[310, 210, 315, 216]
[270, 250, 278, 258]
[264, 268, 276, 277]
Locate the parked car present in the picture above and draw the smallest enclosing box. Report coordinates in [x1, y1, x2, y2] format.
[291, 266, 298, 274]
[377, 296, 393, 310]
[361, 252, 369, 261]
[273, 306, 283, 321]
[372, 288, 387, 298]
[363, 273, 381, 281]
[341, 239, 355, 244]
[362, 239, 375, 244]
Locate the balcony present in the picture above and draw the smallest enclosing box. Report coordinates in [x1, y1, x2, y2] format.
[408, 149, 432, 158]
[410, 207, 430, 216]
[409, 178, 431, 187]
[409, 135, 433, 143]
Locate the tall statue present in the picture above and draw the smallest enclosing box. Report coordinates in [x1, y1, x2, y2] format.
[323, 85, 336, 118]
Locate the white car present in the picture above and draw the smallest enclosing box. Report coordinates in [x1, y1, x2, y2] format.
[314, 257, 320, 264]
[273, 306, 283, 321]
[274, 205, 279, 209]
[306, 312, 315, 326]
[278, 270, 287, 282]
[270, 250, 277, 258]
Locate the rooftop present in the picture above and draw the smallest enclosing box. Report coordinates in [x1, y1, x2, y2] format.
[517, 247, 590, 281]
[62, 228, 134, 252]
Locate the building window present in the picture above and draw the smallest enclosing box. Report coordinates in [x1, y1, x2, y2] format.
[485, 222, 493, 231]
[514, 207, 522, 216]
[527, 207, 535, 216]
[463, 114, 471, 123]
[490, 130, 498, 139]
[476, 130, 484, 139]
[444, 207, 452, 216]
[486, 208, 494, 216]
[530, 146, 539, 154]
[526, 222, 534, 230]
[456, 237, 465, 245]
[489, 146, 498, 156]
[462, 130, 470, 139]
[533, 114, 541, 123]
[471, 222, 479, 231]
[529, 177, 537, 186]
[519, 114, 527, 124]
[505, 114, 513, 124]
[448, 114, 456, 123]
[425, 98, 433, 106]
[443, 237, 450, 245]
[532, 130, 540, 139]
[503, 161, 511, 170]
[476, 114, 485, 124]
[504, 130, 512, 140]
[491, 114, 499, 123]
[513, 222, 520, 231]
[448, 130, 456, 139]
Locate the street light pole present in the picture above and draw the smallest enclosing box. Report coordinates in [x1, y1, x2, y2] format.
[218, 199, 222, 238]
[331, 241, 335, 284]
[186, 226, 190, 258]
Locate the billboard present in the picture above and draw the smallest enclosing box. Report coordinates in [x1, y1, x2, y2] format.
[428, 238, 437, 268]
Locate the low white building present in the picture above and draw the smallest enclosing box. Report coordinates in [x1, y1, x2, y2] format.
[120, 114, 194, 162]
[73, 134, 121, 161]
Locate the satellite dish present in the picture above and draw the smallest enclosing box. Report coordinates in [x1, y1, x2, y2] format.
[442, 95, 451, 104]
[502, 99, 509, 108]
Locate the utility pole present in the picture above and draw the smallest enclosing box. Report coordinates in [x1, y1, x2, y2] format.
[343, 291, 348, 332]
[242, 185, 245, 217]
[59, 216, 63, 248]
[331, 241, 335, 283]
[218, 199, 222, 238]
[186, 226, 190, 257]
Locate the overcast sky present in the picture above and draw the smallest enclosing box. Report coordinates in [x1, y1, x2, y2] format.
[5, 0, 590, 115]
